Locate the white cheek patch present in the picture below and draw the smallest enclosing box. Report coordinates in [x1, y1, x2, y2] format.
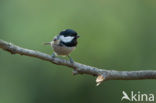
[60, 35, 74, 43]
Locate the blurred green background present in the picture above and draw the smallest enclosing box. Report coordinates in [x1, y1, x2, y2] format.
[0, 0, 156, 103]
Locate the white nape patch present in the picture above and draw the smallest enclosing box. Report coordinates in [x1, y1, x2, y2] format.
[60, 35, 74, 43]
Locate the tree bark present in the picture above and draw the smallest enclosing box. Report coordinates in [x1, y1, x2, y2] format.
[0, 39, 156, 85]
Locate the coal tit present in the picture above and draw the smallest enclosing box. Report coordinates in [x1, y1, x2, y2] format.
[44, 29, 80, 63]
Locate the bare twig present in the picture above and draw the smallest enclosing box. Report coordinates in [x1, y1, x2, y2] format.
[0, 39, 156, 85]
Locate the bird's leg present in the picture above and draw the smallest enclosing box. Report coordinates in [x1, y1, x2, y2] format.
[68, 55, 74, 63]
[51, 52, 56, 58]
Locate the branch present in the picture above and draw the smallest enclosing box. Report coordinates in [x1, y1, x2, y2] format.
[0, 39, 156, 85]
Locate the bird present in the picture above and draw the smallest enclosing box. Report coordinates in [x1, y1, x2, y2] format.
[44, 29, 80, 63]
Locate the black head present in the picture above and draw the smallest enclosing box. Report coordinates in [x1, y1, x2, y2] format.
[59, 29, 79, 38]
[59, 29, 80, 47]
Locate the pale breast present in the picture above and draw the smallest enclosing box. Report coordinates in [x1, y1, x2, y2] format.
[52, 44, 75, 56]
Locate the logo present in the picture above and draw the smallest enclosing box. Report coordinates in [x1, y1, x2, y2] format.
[121, 91, 154, 102]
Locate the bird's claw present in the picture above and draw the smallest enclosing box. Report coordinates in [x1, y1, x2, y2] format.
[68, 56, 74, 64]
[51, 53, 56, 58]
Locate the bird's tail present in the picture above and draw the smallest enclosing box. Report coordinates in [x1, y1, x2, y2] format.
[43, 42, 51, 45]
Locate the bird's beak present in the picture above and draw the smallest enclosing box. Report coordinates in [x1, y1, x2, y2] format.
[77, 35, 80, 38]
